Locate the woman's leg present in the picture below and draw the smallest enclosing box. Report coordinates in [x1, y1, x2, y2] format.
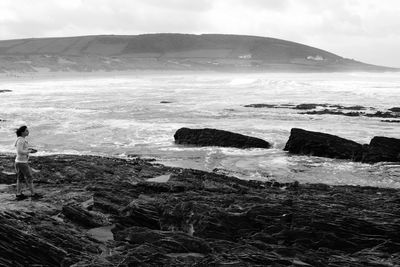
[16, 163, 35, 195]
[15, 163, 23, 195]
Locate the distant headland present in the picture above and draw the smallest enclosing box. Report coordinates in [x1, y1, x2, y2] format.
[0, 33, 398, 73]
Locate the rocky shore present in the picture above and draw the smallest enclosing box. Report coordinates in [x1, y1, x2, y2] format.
[1, 154, 399, 266]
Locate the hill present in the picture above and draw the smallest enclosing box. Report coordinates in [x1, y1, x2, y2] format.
[0, 33, 397, 73]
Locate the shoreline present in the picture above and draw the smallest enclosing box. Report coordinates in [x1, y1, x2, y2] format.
[2, 151, 400, 189]
[5, 154, 400, 190]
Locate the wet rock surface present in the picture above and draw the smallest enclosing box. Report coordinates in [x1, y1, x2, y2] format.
[362, 136, 400, 163]
[174, 127, 271, 149]
[284, 128, 400, 163]
[284, 128, 364, 161]
[0, 154, 399, 266]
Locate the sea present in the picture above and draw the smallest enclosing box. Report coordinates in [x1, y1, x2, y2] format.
[1, 71, 399, 188]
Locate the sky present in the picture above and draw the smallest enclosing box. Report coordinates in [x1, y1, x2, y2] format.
[0, 0, 399, 67]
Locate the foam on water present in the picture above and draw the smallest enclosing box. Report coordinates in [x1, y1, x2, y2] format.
[1, 72, 399, 187]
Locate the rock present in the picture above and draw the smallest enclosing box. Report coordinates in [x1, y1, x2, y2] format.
[340, 105, 366, 110]
[160, 101, 172, 104]
[365, 111, 400, 118]
[284, 128, 400, 164]
[244, 103, 298, 109]
[294, 103, 318, 110]
[389, 107, 400, 112]
[0, 215, 71, 266]
[284, 128, 364, 160]
[296, 105, 400, 119]
[174, 127, 271, 149]
[381, 120, 400, 123]
[0, 171, 16, 184]
[0, 212, 100, 266]
[113, 226, 212, 254]
[1, 154, 400, 266]
[244, 103, 277, 108]
[62, 204, 104, 228]
[362, 136, 400, 163]
[0, 90, 12, 93]
[300, 109, 363, 116]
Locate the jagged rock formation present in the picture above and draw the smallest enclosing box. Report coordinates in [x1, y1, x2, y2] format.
[284, 128, 400, 163]
[174, 127, 271, 148]
[0, 154, 399, 266]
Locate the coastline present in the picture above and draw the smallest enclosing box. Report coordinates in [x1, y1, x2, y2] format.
[1, 69, 400, 83]
[1, 153, 399, 266]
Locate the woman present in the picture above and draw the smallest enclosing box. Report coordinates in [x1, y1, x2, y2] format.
[14, 125, 40, 200]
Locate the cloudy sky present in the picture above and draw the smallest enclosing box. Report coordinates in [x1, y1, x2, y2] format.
[1, 0, 399, 67]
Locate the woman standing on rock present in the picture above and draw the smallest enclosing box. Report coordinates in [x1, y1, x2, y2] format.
[14, 125, 40, 200]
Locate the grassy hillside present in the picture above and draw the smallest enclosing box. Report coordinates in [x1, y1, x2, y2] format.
[0, 34, 397, 73]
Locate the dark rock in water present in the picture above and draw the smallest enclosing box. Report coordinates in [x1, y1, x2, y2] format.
[284, 128, 364, 160]
[244, 103, 277, 108]
[329, 104, 344, 108]
[381, 119, 400, 123]
[301, 109, 400, 118]
[0, 90, 12, 93]
[284, 128, 400, 164]
[294, 103, 318, 110]
[365, 111, 400, 118]
[301, 109, 363, 116]
[326, 105, 367, 110]
[295, 104, 400, 119]
[174, 127, 271, 149]
[340, 111, 363, 117]
[340, 105, 366, 110]
[244, 103, 299, 109]
[362, 136, 400, 163]
[160, 101, 172, 104]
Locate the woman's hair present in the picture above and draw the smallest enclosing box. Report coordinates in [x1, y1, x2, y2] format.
[16, 126, 27, 137]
